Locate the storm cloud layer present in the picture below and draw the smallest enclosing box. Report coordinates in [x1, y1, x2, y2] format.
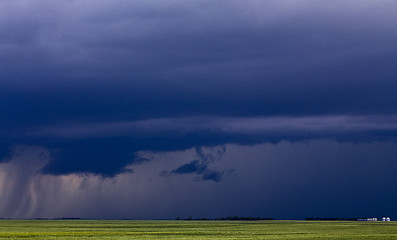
[1, 0, 397, 219]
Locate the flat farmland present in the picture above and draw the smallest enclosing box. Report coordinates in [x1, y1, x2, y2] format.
[0, 220, 396, 239]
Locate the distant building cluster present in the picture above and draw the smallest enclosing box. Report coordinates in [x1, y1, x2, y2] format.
[359, 218, 378, 221]
[357, 217, 391, 222]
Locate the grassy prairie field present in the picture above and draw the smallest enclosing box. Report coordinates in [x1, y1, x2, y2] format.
[0, 220, 396, 239]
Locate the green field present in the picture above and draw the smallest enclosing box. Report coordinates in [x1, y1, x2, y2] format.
[0, 220, 396, 239]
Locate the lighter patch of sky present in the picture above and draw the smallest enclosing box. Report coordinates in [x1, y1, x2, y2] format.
[26, 115, 397, 139]
[1, 140, 396, 219]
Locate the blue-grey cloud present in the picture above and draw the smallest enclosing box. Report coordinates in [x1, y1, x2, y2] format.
[1, 0, 397, 177]
[166, 147, 225, 182]
[170, 160, 224, 182]
[1, 1, 397, 220]
[2, 115, 389, 176]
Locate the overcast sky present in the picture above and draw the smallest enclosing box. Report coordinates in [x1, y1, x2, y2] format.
[1, 0, 397, 219]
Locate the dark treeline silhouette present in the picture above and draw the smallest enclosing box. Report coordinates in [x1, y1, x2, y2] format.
[176, 216, 274, 221]
[306, 217, 359, 221]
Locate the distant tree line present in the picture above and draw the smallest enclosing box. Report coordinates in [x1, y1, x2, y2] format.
[176, 216, 274, 221]
[306, 217, 359, 221]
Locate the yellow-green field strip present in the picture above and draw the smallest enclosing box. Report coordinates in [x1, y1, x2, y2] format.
[0, 220, 396, 239]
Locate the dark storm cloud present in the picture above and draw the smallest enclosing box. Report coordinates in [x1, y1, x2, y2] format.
[166, 147, 225, 182]
[0, 143, 11, 161]
[15, 114, 394, 177]
[169, 160, 223, 182]
[2, 0, 397, 177]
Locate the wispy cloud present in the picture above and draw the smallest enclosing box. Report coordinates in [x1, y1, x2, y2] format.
[28, 115, 397, 139]
[165, 146, 226, 182]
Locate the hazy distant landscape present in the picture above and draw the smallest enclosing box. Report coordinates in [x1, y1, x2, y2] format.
[0, 220, 396, 239]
